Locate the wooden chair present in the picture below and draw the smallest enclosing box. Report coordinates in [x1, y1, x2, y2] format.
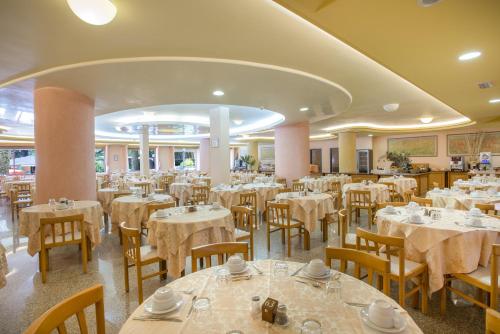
[11, 189, 33, 220]
[487, 308, 500, 334]
[356, 228, 428, 313]
[239, 191, 258, 227]
[120, 223, 167, 303]
[231, 206, 254, 260]
[278, 188, 292, 194]
[346, 190, 376, 228]
[39, 214, 91, 283]
[23, 284, 105, 334]
[191, 185, 209, 205]
[113, 192, 132, 199]
[191, 242, 249, 272]
[134, 182, 150, 195]
[266, 201, 305, 257]
[292, 182, 305, 192]
[147, 201, 175, 218]
[441, 244, 500, 315]
[376, 202, 407, 210]
[327, 181, 342, 209]
[339, 209, 356, 249]
[403, 189, 416, 203]
[379, 182, 400, 202]
[276, 177, 286, 185]
[325, 247, 391, 295]
[476, 203, 498, 215]
[432, 181, 439, 188]
[410, 196, 433, 207]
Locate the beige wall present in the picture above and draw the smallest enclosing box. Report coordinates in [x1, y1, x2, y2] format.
[106, 144, 128, 172]
[156, 146, 174, 171]
[373, 128, 500, 170]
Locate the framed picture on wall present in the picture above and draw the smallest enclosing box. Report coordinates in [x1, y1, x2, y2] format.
[447, 131, 500, 156]
[387, 136, 438, 157]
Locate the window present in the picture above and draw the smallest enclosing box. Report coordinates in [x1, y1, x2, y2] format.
[0, 149, 36, 175]
[149, 148, 156, 170]
[128, 148, 140, 171]
[174, 149, 196, 170]
[95, 148, 105, 172]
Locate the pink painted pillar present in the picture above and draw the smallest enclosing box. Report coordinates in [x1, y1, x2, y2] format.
[34, 87, 96, 204]
[275, 122, 310, 185]
[199, 138, 210, 173]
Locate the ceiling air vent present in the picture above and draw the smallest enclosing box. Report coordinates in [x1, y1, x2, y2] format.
[478, 81, 494, 89]
[417, 0, 442, 7]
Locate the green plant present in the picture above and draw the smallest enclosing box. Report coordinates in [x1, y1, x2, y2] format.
[240, 154, 256, 170]
[386, 151, 412, 171]
[180, 158, 194, 167]
[0, 150, 9, 175]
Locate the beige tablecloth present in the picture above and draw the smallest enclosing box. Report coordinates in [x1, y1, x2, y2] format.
[453, 180, 500, 192]
[170, 183, 193, 205]
[276, 192, 335, 232]
[342, 183, 390, 207]
[119, 259, 422, 334]
[426, 190, 500, 210]
[147, 206, 234, 277]
[378, 177, 417, 197]
[110, 194, 173, 232]
[19, 201, 103, 256]
[0, 242, 7, 289]
[376, 207, 500, 293]
[97, 188, 131, 214]
[300, 175, 352, 192]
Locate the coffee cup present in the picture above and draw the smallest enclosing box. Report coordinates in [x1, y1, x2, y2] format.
[152, 287, 176, 312]
[368, 299, 398, 329]
[409, 214, 422, 224]
[226, 255, 246, 273]
[469, 208, 482, 217]
[307, 259, 327, 276]
[470, 217, 482, 227]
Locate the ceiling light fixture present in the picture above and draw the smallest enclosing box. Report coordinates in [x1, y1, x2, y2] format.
[489, 98, 500, 104]
[417, 0, 442, 7]
[420, 117, 433, 124]
[0, 107, 5, 117]
[299, 107, 309, 112]
[66, 0, 117, 25]
[233, 119, 243, 125]
[212, 90, 224, 96]
[383, 103, 399, 112]
[368, 134, 373, 137]
[458, 51, 481, 61]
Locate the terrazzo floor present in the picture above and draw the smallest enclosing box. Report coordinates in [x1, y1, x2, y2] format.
[0, 200, 485, 333]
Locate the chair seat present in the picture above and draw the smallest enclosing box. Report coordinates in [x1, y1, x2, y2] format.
[140, 245, 161, 263]
[389, 256, 426, 277]
[235, 228, 250, 239]
[351, 203, 376, 209]
[455, 265, 496, 288]
[45, 231, 83, 245]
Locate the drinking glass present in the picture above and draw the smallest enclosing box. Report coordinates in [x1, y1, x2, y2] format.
[215, 268, 231, 288]
[273, 261, 289, 279]
[48, 198, 56, 208]
[67, 200, 75, 209]
[325, 280, 342, 304]
[430, 210, 441, 221]
[192, 297, 212, 322]
[300, 319, 322, 334]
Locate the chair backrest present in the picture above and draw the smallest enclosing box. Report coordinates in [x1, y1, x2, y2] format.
[403, 189, 415, 203]
[14, 183, 31, 193]
[276, 177, 286, 185]
[100, 181, 111, 189]
[347, 190, 372, 207]
[113, 192, 132, 199]
[231, 205, 254, 236]
[379, 181, 396, 193]
[278, 188, 292, 194]
[432, 181, 439, 188]
[325, 247, 390, 295]
[329, 181, 342, 194]
[191, 185, 209, 204]
[376, 202, 407, 210]
[410, 196, 433, 207]
[40, 214, 85, 248]
[476, 203, 496, 215]
[119, 222, 141, 263]
[292, 182, 305, 192]
[487, 308, 500, 334]
[266, 201, 291, 227]
[134, 182, 150, 195]
[338, 209, 352, 248]
[356, 227, 405, 279]
[147, 202, 175, 217]
[24, 284, 105, 334]
[239, 191, 257, 212]
[191, 242, 249, 272]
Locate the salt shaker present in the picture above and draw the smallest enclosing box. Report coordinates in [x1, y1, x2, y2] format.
[251, 296, 261, 318]
[275, 304, 289, 326]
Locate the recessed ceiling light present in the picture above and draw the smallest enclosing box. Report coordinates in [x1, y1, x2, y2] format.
[299, 107, 309, 112]
[458, 51, 481, 61]
[368, 134, 373, 137]
[66, 0, 117, 25]
[420, 117, 433, 124]
[233, 119, 243, 125]
[212, 90, 224, 96]
[383, 103, 399, 112]
[417, 0, 442, 7]
[489, 98, 500, 104]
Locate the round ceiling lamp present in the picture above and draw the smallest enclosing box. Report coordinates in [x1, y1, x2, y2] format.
[66, 0, 117, 25]
[417, 0, 442, 7]
[383, 103, 399, 112]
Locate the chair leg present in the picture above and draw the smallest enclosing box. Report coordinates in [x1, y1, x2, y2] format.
[322, 218, 328, 242]
[267, 222, 271, 252]
[123, 257, 129, 292]
[86, 237, 92, 261]
[287, 228, 291, 258]
[398, 280, 405, 308]
[41, 249, 47, 283]
[81, 239, 88, 274]
[159, 260, 167, 280]
[137, 263, 143, 304]
[249, 237, 254, 261]
[119, 229, 123, 245]
[281, 228, 285, 244]
[421, 269, 429, 314]
[440, 279, 448, 315]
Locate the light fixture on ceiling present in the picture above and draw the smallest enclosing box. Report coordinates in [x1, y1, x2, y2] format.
[233, 119, 243, 125]
[458, 51, 481, 61]
[66, 0, 117, 25]
[417, 0, 442, 7]
[212, 90, 224, 96]
[383, 103, 399, 112]
[489, 98, 500, 104]
[368, 134, 373, 137]
[420, 117, 433, 124]
[299, 107, 309, 112]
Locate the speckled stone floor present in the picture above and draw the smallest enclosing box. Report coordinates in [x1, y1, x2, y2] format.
[0, 201, 485, 333]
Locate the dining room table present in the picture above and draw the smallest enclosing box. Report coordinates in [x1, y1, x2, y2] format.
[378, 176, 417, 197]
[169, 182, 194, 205]
[426, 189, 500, 210]
[275, 191, 335, 243]
[300, 174, 353, 192]
[0, 241, 7, 289]
[97, 187, 132, 215]
[118, 259, 423, 333]
[376, 205, 500, 293]
[342, 183, 390, 207]
[110, 194, 174, 232]
[146, 205, 234, 277]
[18, 200, 104, 256]
[209, 183, 283, 213]
[453, 179, 500, 192]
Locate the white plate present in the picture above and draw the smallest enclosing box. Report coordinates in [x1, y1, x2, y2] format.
[360, 306, 407, 333]
[228, 265, 249, 275]
[144, 295, 184, 315]
[302, 268, 332, 279]
[408, 220, 425, 225]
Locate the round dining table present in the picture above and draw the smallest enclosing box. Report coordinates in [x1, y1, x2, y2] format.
[97, 188, 132, 215]
[426, 189, 500, 210]
[376, 205, 500, 293]
[453, 179, 500, 192]
[378, 176, 417, 197]
[342, 183, 390, 207]
[300, 175, 352, 192]
[19, 201, 103, 256]
[0, 241, 7, 289]
[110, 194, 173, 232]
[170, 183, 193, 205]
[147, 205, 234, 277]
[118, 259, 422, 333]
[210, 183, 283, 213]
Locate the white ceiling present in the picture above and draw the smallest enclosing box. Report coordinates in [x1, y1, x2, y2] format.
[0, 0, 472, 143]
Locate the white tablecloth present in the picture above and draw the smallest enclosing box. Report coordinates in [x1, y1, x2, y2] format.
[342, 183, 389, 207]
[19, 201, 103, 256]
[426, 190, 500, 210]
[119, 259, 422, 334]
[300, 175, 352, 192]
[454, 180, 500, 192]
[97, 188, 131, 214]
[378, 177, 417, 197]
[170, 183, 193, 205]
[147, 206, 234, 277]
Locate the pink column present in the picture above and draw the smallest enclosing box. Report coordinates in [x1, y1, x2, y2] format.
[35, 87, 96, 204]
[275, 122, 310, 185]
[199, 138, 210, 173]
[156, 146, 174, 171]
